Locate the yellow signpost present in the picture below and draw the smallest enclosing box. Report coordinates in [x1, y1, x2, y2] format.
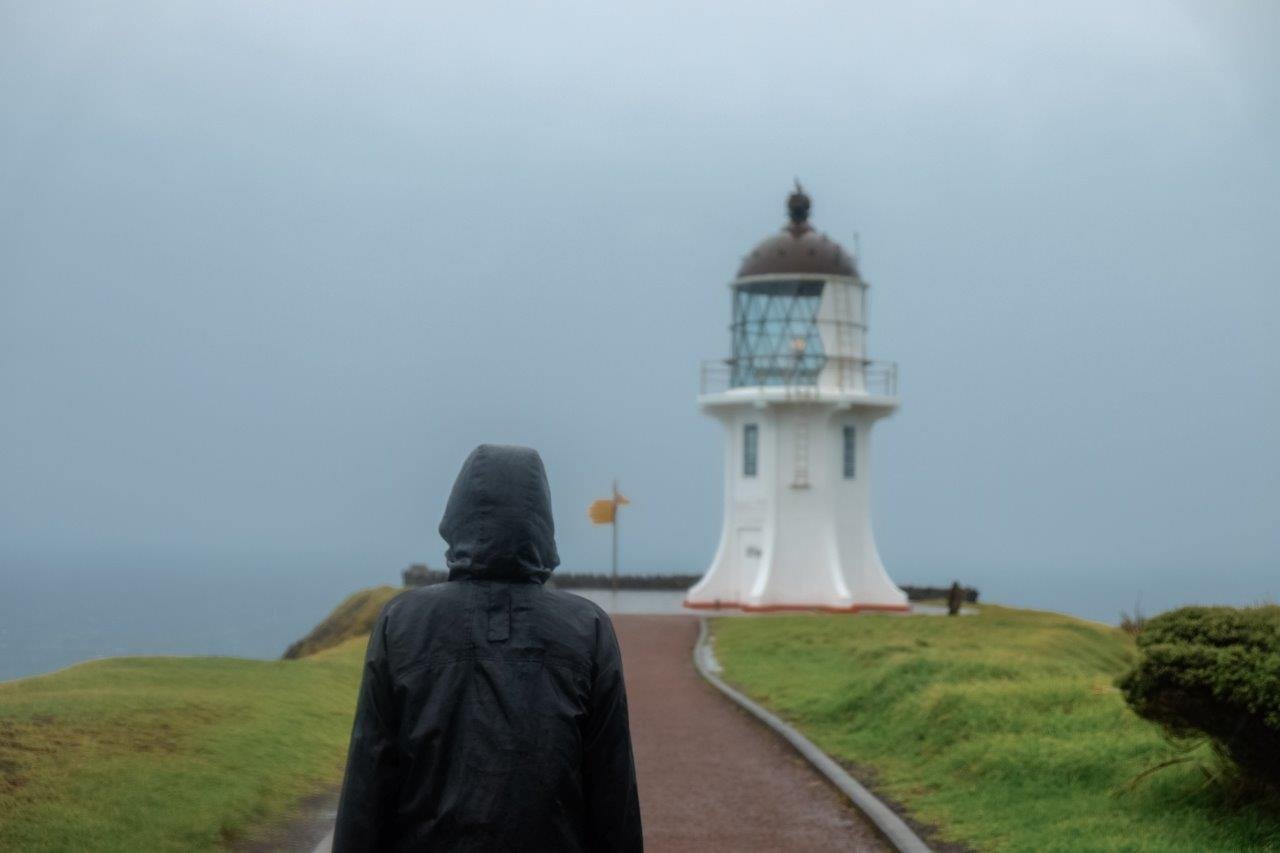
[587, 481, 629, 593]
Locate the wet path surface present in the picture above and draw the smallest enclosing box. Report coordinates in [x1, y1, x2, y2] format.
[616, 614, 889, 852]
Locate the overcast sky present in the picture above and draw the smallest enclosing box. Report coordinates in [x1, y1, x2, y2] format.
[2, 1, 1277, 619]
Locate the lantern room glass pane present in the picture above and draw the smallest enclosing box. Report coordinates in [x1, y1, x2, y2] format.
[731, 279, 827, 387]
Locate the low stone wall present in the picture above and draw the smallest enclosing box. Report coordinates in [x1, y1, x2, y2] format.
[403, 563, 978, 601]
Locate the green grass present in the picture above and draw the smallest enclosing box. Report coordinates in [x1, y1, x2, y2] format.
[711, 605, 1280, 852]
[0, 638, 366, 851]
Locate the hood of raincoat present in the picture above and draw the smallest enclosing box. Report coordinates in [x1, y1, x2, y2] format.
[439, 444, 560, 583]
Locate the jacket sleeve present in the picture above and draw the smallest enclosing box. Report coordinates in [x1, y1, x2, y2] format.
[333, 608, 400, 852]
[582, 614, 644, 851]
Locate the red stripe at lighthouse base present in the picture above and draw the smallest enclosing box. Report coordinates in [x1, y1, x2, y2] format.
[681, 600, 911, 614]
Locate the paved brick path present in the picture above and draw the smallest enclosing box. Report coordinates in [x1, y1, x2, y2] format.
[616, 614, 888, 852]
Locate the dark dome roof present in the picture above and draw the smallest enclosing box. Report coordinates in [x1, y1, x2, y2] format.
[737, 184, 857, 278]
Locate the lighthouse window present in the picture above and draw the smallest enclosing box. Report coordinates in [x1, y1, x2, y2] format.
[843, 425, 856, 479]
[731, 280, 827, 387]
[743, 424, 759, 477]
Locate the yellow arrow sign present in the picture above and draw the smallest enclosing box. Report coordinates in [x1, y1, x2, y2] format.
[588, 484, 630, 524]
[587, 498, 616, 524]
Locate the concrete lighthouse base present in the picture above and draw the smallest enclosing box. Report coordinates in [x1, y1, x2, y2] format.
[683, 389, 908, 613]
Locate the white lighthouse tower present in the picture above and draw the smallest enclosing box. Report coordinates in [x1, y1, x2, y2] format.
[685, 184, 908, 612]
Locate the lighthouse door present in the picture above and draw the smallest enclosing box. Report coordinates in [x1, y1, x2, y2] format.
[737, 527, 763, 601]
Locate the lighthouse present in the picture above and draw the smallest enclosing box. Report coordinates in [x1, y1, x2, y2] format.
[684, 184, 908, 612]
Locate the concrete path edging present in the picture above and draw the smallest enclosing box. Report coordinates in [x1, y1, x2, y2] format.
[692, 617, 933, 853]
[310, 829, 332, 853]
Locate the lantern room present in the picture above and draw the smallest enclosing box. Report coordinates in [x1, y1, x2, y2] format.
[724, 183, 888, 395]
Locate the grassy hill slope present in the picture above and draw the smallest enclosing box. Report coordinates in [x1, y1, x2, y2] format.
[711, 605, 1280, 852]
[0, 636, 367, 851]
[282, 585, 402, 659]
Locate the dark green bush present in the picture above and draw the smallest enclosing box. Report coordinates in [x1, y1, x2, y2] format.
[1117, 605, 1280, 790]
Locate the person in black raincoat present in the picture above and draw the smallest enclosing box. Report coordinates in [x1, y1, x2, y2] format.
[333, 444, 643, 852]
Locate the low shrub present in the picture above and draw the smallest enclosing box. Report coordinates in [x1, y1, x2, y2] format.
[1118, 600, 1147, 637]
[1117, 605, 1280, 791]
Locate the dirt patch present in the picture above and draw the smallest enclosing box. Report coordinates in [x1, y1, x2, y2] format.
[833, 757, 974, 853]
[234, 790, 338, 852]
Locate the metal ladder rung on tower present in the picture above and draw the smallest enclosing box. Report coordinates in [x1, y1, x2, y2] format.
[792, 420, 810, 488]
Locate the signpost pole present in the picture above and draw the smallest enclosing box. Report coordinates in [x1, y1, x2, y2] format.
[611, 479, 619, 596]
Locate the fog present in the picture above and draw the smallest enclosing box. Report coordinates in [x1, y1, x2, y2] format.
[3, 1, 1278, 623]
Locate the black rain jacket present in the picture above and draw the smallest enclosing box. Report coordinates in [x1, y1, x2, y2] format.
[333, 444, 643, 852]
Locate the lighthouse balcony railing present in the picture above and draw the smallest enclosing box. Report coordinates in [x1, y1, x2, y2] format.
[699, 357, 898, 397]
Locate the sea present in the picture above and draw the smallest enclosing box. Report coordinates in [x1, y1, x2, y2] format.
[2, 545, 1273, 683]
[0, 546, 701, 683]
